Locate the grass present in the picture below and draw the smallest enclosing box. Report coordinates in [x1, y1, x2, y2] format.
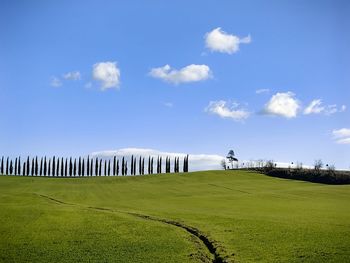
[0, 170, 349, 262]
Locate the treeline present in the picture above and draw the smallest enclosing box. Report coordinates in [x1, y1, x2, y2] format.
[0, 155, 189, 177]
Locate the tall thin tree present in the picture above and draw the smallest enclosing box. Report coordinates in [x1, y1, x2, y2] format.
[26, 156, 30, 176]
[48, 159, 51, 176]
[52, 156, 56, 177]
[65, 158, 68, 177]
[18, 157, 21, 175]
[82, 158, 85, 176]
[116, 159, 119, 176]
[87, 156, 90, 176]
[43, 157, 47, 176]
[73, 159, 77, 176]
[61, 157, 64, 177]
[113, 156, 116, 176]
[107, 160, 110, 176]
[39, 157, 43, 176]
[99, 159, 102, 176]
[14, 158, 17, 175]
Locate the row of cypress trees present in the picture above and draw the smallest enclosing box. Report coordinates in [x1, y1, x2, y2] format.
[0, 155, 189, 176]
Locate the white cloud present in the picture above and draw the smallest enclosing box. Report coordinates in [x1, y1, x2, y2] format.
[91, 148, 224, 171]
[63, 71, 81, 80]
[332, 128, 350, 144]
[149, 64, 211, 84]
[256, 88, 270, 94]
[205, 27, 251, 54]
[205, 100, 250, 121]
[93, 61, 120, 90]
[50, 76, 62, 87]
[263, 92, 300, 118]
[163, 102, 173, 108]
[304, 99, 346, 115]
[303, 99, 324, 114]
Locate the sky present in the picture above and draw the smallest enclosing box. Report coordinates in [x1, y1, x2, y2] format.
[0, 0, 349, 170]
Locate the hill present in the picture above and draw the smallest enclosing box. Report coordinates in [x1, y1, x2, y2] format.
[0, 170, 349, 262]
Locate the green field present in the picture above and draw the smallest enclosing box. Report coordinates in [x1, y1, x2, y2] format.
[0, 170, 349, 262]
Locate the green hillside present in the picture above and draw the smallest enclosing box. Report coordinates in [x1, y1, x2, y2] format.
[0, 170, 349, 262]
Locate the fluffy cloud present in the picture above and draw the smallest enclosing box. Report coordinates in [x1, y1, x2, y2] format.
[50, 76, 62, 87]
[263, 92, 300, 118]
[332, 128, 350, 144]
[205, 27, 251, 54]
[205, 100, 250, 121]
[149, 64, 211, 84]
[304, 99, 346, 115]
[63, 71, 81, 80]
[163, 102, 173, 108]
[91, 148, 224, 171]
[255, 88, 270, 94]
[93, 62, 120, 89]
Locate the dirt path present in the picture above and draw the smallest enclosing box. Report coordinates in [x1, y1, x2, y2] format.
[36, 193, 230, 263]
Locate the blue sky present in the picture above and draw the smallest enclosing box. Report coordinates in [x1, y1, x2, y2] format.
[0, 0, 349, 169]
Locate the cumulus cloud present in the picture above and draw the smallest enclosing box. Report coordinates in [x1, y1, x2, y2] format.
[256, 88, 270, 94]
[63, 71, 81, 80]
[50, 76, 62, 87]
[91, 148, 224, 171]
[332, 128, 350, 144]
[93, 61, 120, 90]
[163, 102, 173, 108]
[205, 100, 250, 121]
[205, 27, 251, 54]
[263, 92, 300, 118]
[149, 64, 211, 84]
[304, 99, 346, 115]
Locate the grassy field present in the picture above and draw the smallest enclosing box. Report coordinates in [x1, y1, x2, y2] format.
[0, 170, 349, 262]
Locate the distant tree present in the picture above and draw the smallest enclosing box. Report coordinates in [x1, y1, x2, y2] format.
[23, 162, 26, 176]
[43, 157, 47, 176]
[35, 156, 39, 176]
[69, 158, 72, 176]
[99, 159, 102, 176]
[0, 156, 3, 175]
[139, 157, 142, 175]
[125, 161, 128, 175]
[104, 160, 107, 176]
[86, 156, 90, 176]
[73, 159, 77, 176]
[39, 157, 43, 176]
[150, 157, 154, 174]
[131, 155, 134, 175]
[14, 158, 17, 175]
[226, 150, 238, 169]
[95, 158, 98, 176]
[113, 156, 116, 176]
[61, 158, 64, 177]
[52, 156, 56, 177]
[18, 157, 21, 175]
[48, 159, 51, 176]
[148, 156, 151, 174]
[65, 158, 68, 177]
[122, 157, 125, 176]
[26, 156, 30, 176]
[220, 159, 227, 170]
[31, 158, 34, 176]
[9, 160, 13, 175]
[133, 158, 136, 175]
[116, 159, 119, 176]
[90, 158, 93, 176]
[78, 157, 81, 176]
[107, 159, 110, 176]
[142, 158, 145, 175]
[56, 158, 60, 176]
[314, 159, 323, 172]
[159, 157, 162, 174]
[82, 158, 85, 176]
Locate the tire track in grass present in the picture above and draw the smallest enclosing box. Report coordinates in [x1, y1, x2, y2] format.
[36, 193, 230, 263]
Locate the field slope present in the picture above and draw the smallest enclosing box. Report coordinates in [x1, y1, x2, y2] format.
[0, 170, 349, 262]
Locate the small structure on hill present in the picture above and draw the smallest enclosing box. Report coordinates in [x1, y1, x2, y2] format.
[226, 150, 238, 169]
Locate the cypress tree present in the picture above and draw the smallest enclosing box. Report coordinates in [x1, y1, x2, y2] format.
[98, 159, 102, 176]
[73, 159, 77, 176]
[14, 158, 18, 175]
[148, 156, 151, 174]
[82, 158, 85, 176]
[61, 158, 64, 177]
[5, 157, 9, 175]
[139, 156, 142, 175]
[125, 161, 128, 175]
[142, 158, 145, 175]
[0, 156, 3, 175]
[116, 159, 119, 176]
[48, 159, 51, 176]
[90, 158, 93, 176]
[43, 157, 47, 176]
[69, 158, 72, 177]
[131, 155, 134, 175]
[113, 156, 116, 176]
[104, 160, 106, 176]
[52, 156, 56, 177]
[18, 157, 21, 175]
[107, 160, 110, 176]
[34, 156, 38, 176]
[26, 156, 30, 176]
[133, 158, 136, 175]
[78, 157, 81, 176]
[65, 158, 68, 177]
[39, 157, 43, 176]
[87, 156, 90, 176]
[31, 158, 34, 176]
[122, 157, 125, 176]
[23, 162, 26, 176]
[95, 158, 98, 176]
[56, 158, 60, 176]
[9, 160, 13, 175]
